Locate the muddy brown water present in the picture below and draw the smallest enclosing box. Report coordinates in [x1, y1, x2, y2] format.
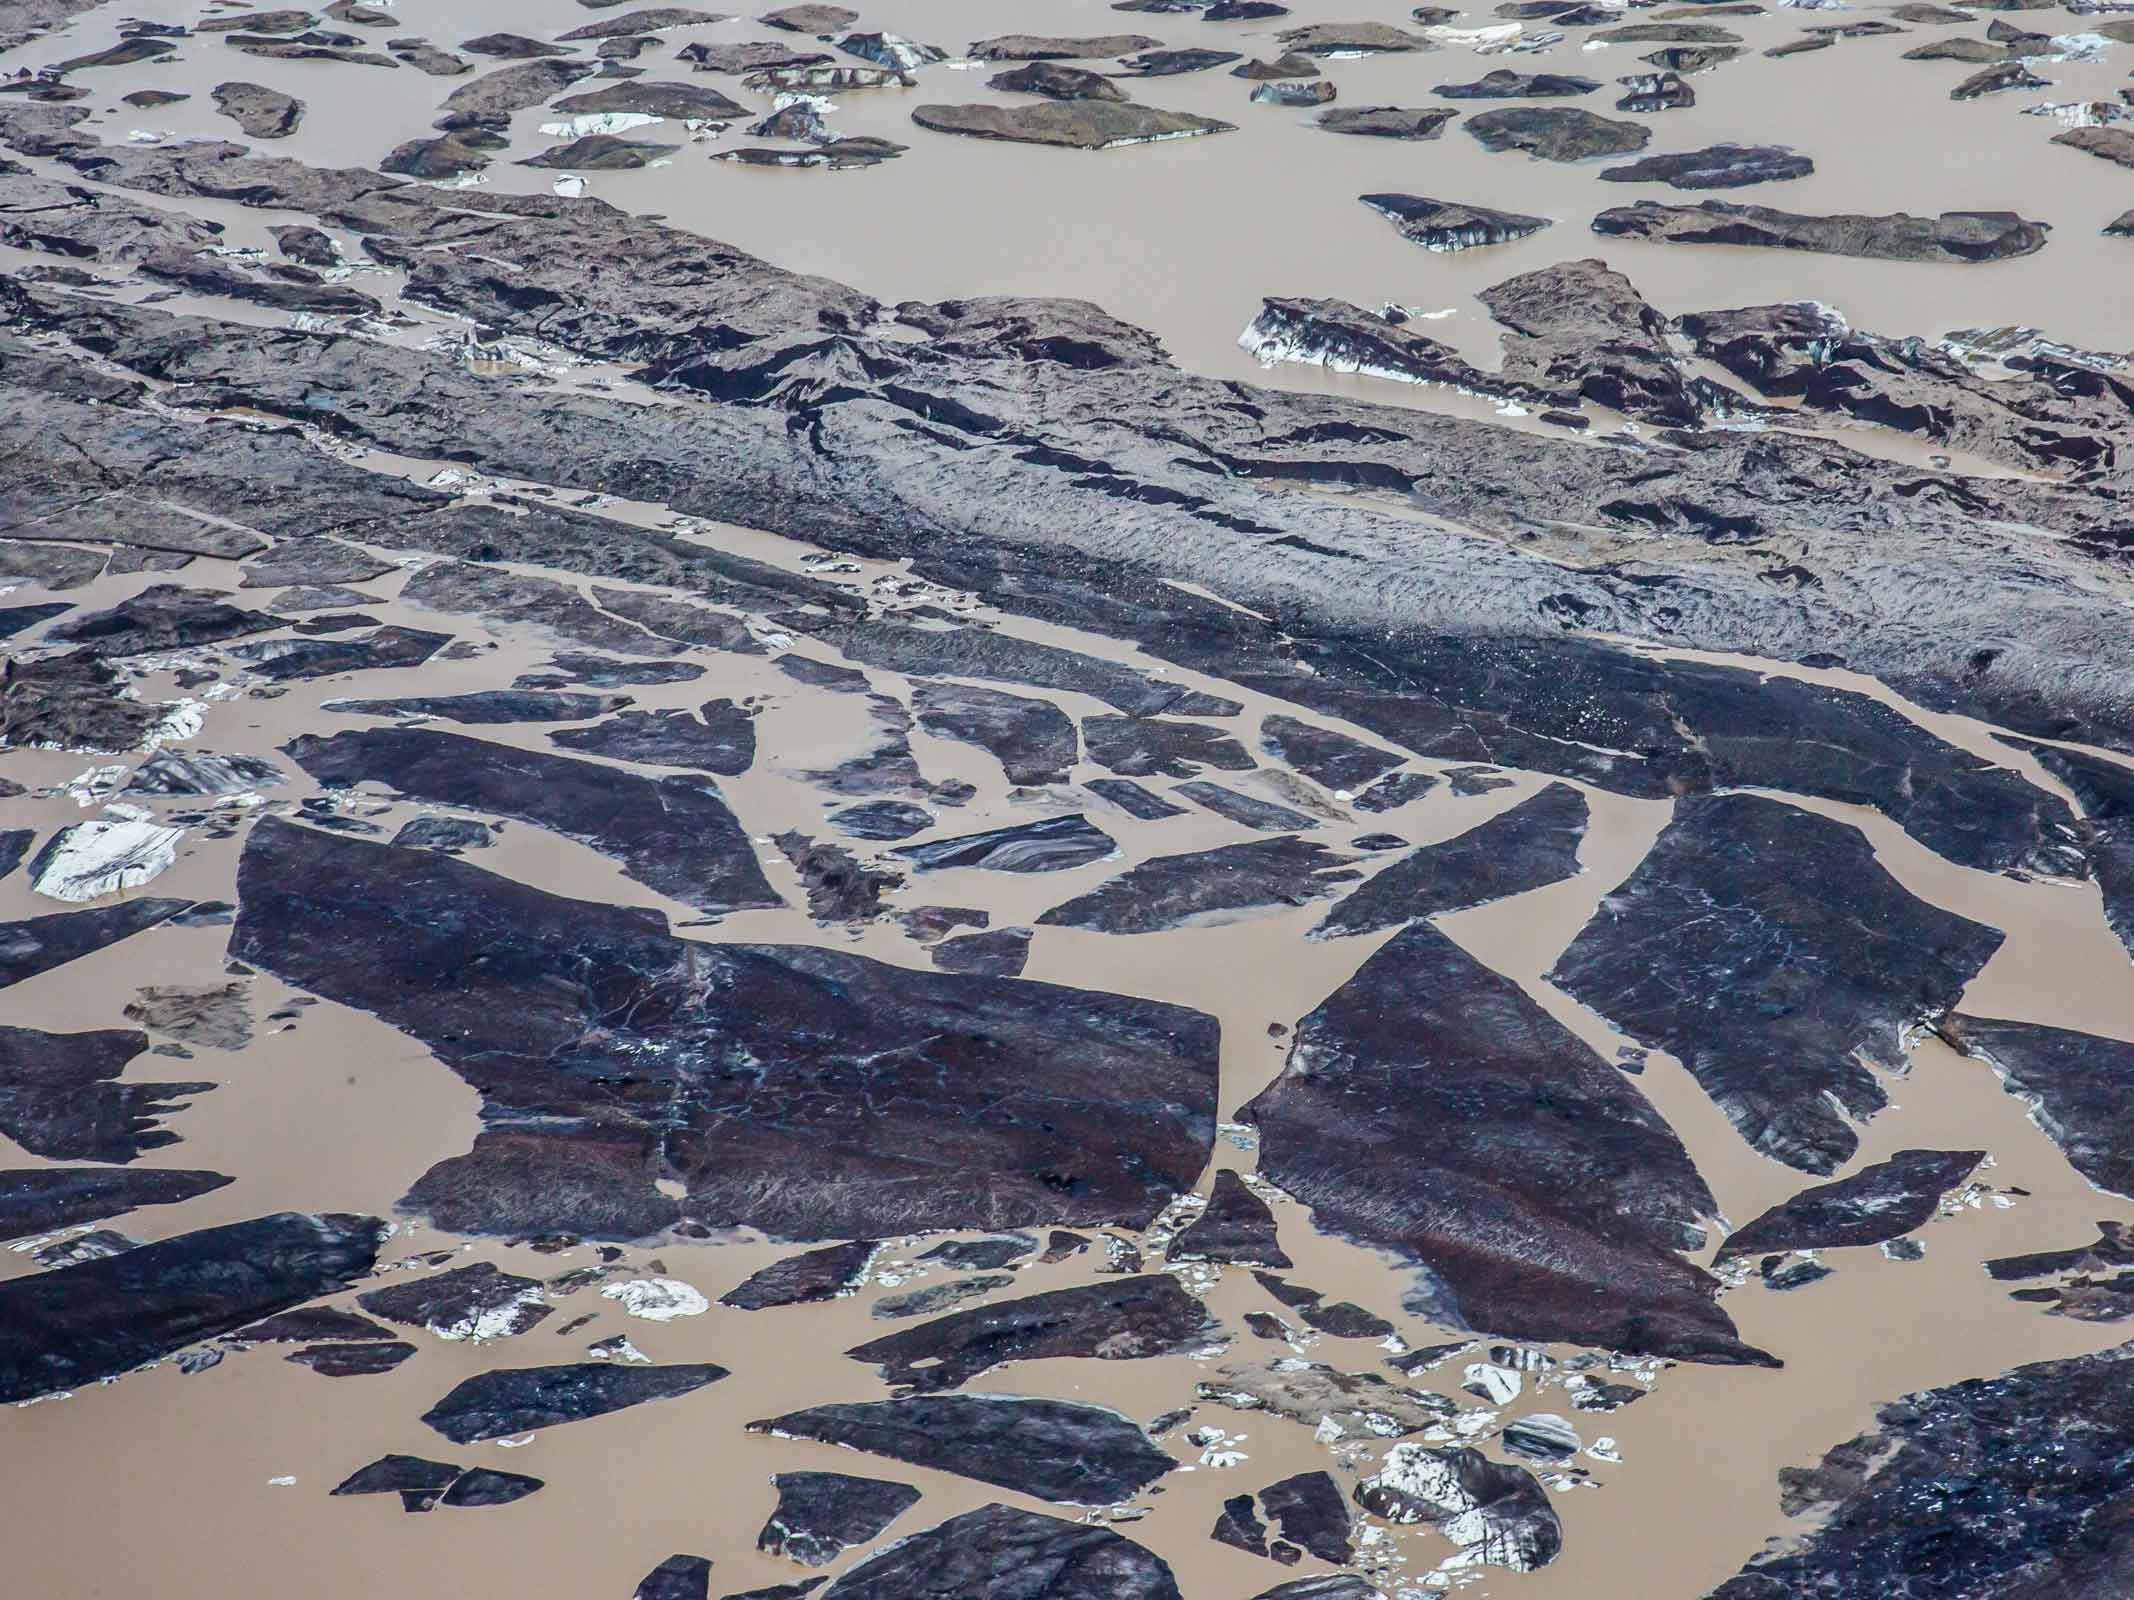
[6, 1, 2134, 1594]
[5, 424, 2133, 1598]
[13, 0, 2134, 390]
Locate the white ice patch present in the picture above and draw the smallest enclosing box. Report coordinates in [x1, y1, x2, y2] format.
[1937, 326, 2127, 377]
[1167, 1259, 1221, 1295]
[1238, 305, 1518, 404]
[64, 764, 129, 807]
[539, 113, 661, 138]
[426, 1288, 551, 1343]
[600, 1277, 710, 1321]
[844, 32, 941, 71]
[122, 750, 282, 800]
[1461, 1362, 1523, 1405]
[1451, 1407, 1499, 1438]
[425, 467, 498, 495]
[1492, 1346, 1554, 1373]
[30, 818, 183, 903]
[1361, 1443, 1558, 1571]
[552, 175, 588, 198]
[1185, 1424, 1248, 1468]
[2035, 30, 2111, 60]
[1092, 127, 1228, 148]
[1422, 22, 1526, 50]
[146, 699, 206, 749]
[2022, 100, 2125, 128]
[1505, 1411, 1581, 1457]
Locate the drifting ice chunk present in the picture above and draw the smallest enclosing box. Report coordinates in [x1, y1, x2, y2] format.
[29, 819, 184, 903]
[601, 1278, 711, 1321]
[539, 112, 661, 137]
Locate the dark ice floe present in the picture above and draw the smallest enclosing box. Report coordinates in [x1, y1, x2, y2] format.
[1248, 921, 1768, 1363]
[1041, 836, 1358, 934]
[0, 903, 193, 991]
[325, 690, 629, 724]
[1711, 1340, 2134, 1595]
[1718, 1149, 1984, 1258]
[1355, 1445, 1562, 1571]
[757, 1471, 922, 1566]
[893, 813, 1118, 872]
[1083, 714, 1252, 779]
[1310, 781, 1586, 939]
[1168, 1171, 1290, 1266]
[358, 1262, 554, 1341]
[233, 818, 1218, 1240]
[0, 1022, 211, 1161]
[1592, 200, 2052, 262]
[285, 726, 779, 914]
[911, 101, 1236, 148]
[1553, 794, 2004, 1174]
[845, 1273, 1218, 1392]
[748, 1394, 1176, 1504]
[1257, 716, 1404, 794]
[0, 1211, 387, 1403]
[1598, 143, 1813, 189]
[823, 1504, 1181, 1599]
[1943, 1015, 2134, 1199]
[634, 1555, 714, 1600]
[548, 701, 757, 773]
[720, 1240, 879, 1310]
[233, 626, 452, 682]
[1174, 780, 1318, 831]
[0, 1166, 231, 1241]
[421, 1360, 729, 1442]
[912, 680, 1078, 786]
[1084, 777, 1189, 820]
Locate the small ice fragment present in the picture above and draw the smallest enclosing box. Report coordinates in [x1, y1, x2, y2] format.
[600, 1278, 710, 1321]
